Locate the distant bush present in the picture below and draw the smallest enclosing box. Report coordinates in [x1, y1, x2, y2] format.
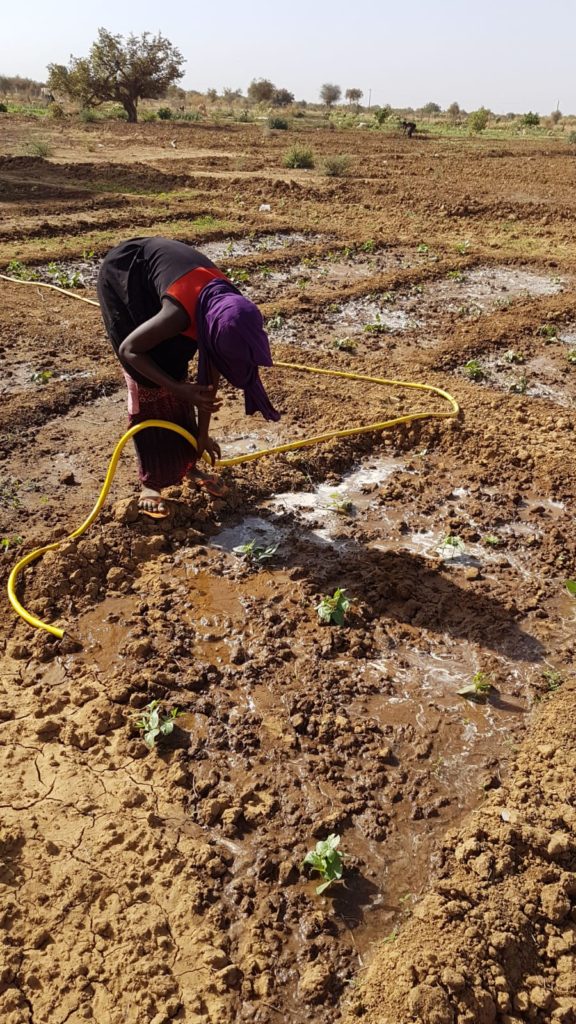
[283, 145, 314, 169]
[550, 109, 562, 125]
[468, 107, 490, 133]
[178, 110, 201, 121]
[107, 104, 128, 121]
[141, 110, 157, 122]
[0, 102, 7, 113]
[293, 109, 305, 118]
[323, 155, 351, 177]
[568, 131, 576, 145]
[80, 108, 97, 123]
[268, 115, 289, 130]
[522, 111, 540, 127]
[157, 107, 173, 120]
[374, 105, 392, 126]
[236, 109, 254, 122]
[47, 103, 65, 120]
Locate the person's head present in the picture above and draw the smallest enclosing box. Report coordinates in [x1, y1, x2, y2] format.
[198, 286, 280, 421]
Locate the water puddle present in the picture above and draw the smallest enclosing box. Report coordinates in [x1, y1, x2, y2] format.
[473, 350, 576, 407]
[201, 232, 326, 261]
[0, 362, 92, 396]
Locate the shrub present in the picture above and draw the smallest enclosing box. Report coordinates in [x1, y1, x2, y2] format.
[268, 115, 288, 130]
[568, 131, 576, 145]
[374, 105, 392, 126]
[178, 110, 200, 121]
[141, 110, 157, 122]
[47, 102, 65, 120]
[157, 106, 173, 120]
[80, 108, 97, 123]
[107, 104, 128, 121]
[283, 145, 314, 169]
[468, 107, 490, 133]
[0, 102, 7, 113]
[26, 139, 52, 158]
[522, 111, 540, 127]
[236, 109, 254, 122]
[550, 109, 562, 125]
[323, 155, 350, 177]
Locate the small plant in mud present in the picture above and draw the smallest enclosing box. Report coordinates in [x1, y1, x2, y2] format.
[257, 264, 273, 278]
[482, 533, 502, 547]
[46, 263, 83, 288]
[133, 700, 183, 750]
[333, 337, 357, 353]
[267, 313, 285, 330]
[437, 534, 465, 558]
[542, 668, 563, 691]
[82, 248, 96, 260]
[30, 369, 54, 385]
[537, 323, 558, 340]
[316, 588, 351, 625]
[455, 240, 470, 255]
[463, 359, 485, 381]
[0, 535, 22, 552]
[326, 492, 354, 517]
[458, 671, 496, 703]
[302, 833, 345, 894]
[6, 259, 38, 281]
[363, 313, 389, 335]
[233, 540, 279, 565]
[564, 579, 576, 596]
[510, 374, 529, 395]
[566, 350, 576, 364]
[417, 243, 429, 254]
[447, 270, 465, 282]
[362, 239, 376, 253]
[225, 267, 250, 286]
[504, 349, 525, 364]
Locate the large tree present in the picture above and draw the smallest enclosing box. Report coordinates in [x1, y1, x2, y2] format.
[247, 78, 275, 104]
[320, 83, 341, 108]
[47, 28, 185, 123]
[345, 88, 363, 108]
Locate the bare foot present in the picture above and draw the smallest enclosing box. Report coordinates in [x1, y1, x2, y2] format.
[138, 487, 168, 516]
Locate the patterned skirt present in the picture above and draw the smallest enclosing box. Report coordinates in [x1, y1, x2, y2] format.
[124, 371, 198, 491]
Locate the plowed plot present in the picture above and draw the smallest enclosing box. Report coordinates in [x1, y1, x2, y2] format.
[1, 122, 576, 1024]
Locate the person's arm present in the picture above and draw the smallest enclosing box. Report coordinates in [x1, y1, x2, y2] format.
[197, 361, 222, 465]
[119, 299, 221, 414]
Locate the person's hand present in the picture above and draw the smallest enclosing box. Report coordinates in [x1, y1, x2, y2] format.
[175, 382, 222, 413]
[197, 434, 222, 466]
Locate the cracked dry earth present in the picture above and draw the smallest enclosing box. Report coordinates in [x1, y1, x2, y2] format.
[1, 119, 576, 1024]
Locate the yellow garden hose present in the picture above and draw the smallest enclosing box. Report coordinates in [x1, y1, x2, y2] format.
[2, 274, 459, 639]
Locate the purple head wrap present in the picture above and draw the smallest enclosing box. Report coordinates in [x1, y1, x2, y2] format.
[196, 280, 280, 422]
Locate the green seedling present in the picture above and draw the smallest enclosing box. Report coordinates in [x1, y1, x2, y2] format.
[363, 313, 389, 335]
[233, 539, 279, 565]
[362, 239, 376, 253]
[133, 700, 182, 750]
[542, 668, 563, 691]
[564, 579, 576, 596]
[82, 248, 96, 260]
[482, 534, 502, 547]
[537, 323, 558, 340]
[46, 263, 83, 288]
[463, 359, 485, 381]
[6, 259, 38, 281]
[0, 535, 22, 552]
[504, 349, 525, 365]
[455, 240, 470, 255]
[326, 492, 354, 517]
[567, 350, 576, 364]
[302, 833, 345, 894]
[333, 337, 357, 353]
[458, 671, 495, 703]
[267, 313, 285, 330]
[30, 370, 54, 385]
[316, 588, 351, 625]
[417, 243, 429, 254]
[447, 270, 465, 282]
[257, 264, 273, 278]
[510, 374, 528, 395]
[437, 534, 465, 558]
[226, 267, 250, 286]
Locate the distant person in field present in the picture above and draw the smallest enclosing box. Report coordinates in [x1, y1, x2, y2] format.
[97, 236, 280, 517]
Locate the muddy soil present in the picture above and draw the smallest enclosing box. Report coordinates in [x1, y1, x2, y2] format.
[1, 120, 576, 1024]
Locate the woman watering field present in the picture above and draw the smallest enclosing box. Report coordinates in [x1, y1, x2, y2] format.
[97, 236, 280, 517]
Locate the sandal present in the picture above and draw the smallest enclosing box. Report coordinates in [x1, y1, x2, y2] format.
[138, 495, 170, 519]
[189, 469, 229, 498]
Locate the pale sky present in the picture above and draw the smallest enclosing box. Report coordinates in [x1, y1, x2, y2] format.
[1, 0, 574, 113]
